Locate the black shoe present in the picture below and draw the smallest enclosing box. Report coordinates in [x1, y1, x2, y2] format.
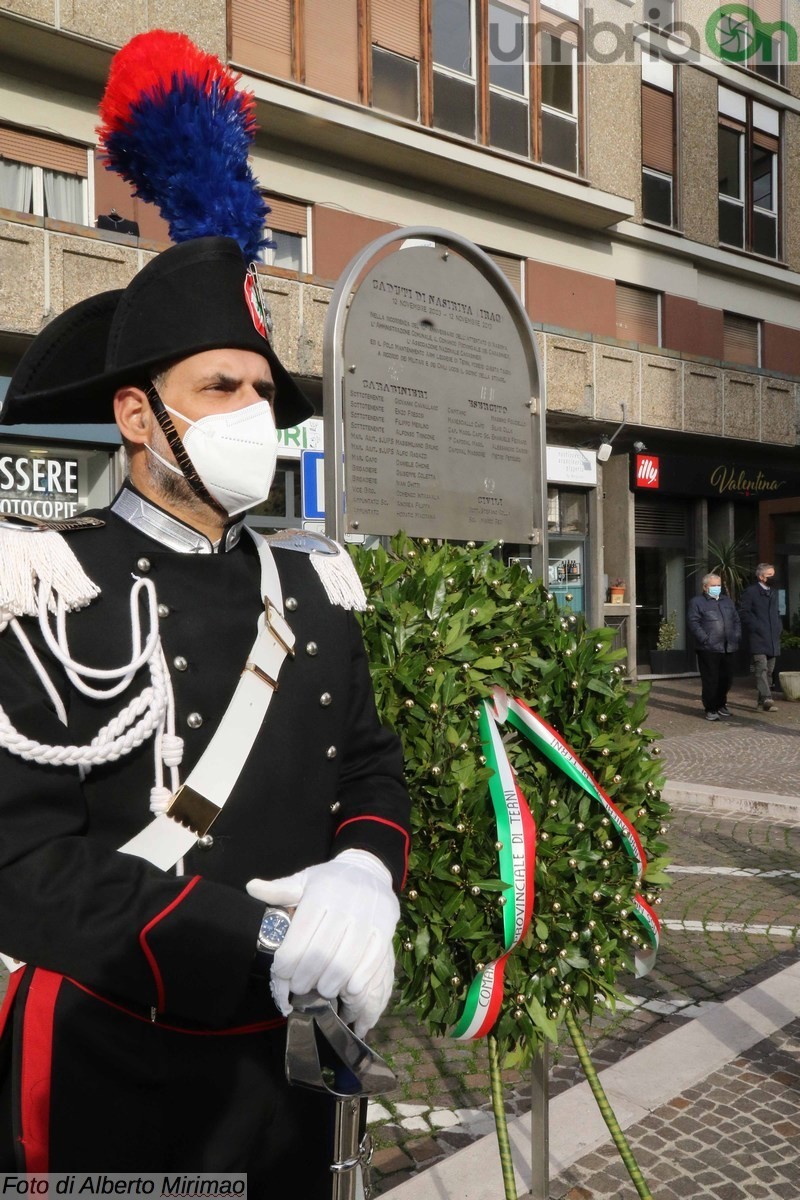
[705, 711, 720, 721]
[717, 706, 731, 717]
[761, 699, 776, 711]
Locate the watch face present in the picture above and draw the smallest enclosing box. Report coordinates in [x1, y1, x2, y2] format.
[259, 907, 292, 953]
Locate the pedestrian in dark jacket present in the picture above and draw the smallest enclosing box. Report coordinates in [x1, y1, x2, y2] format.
[739, 563, 783, 711]
[687, 573, 742, 720]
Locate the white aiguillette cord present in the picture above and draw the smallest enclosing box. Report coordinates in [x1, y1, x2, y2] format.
[0, 533, 292, 977]
[119, 531, 294, 871]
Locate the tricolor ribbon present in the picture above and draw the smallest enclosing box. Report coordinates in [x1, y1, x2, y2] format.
[451, 687, 661, 1040]
[451, 702, 537, 1040]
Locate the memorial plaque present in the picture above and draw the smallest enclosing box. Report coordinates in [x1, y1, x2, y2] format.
[341, 245, 538, 542]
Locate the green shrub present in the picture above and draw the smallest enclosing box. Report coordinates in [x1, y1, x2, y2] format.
[353, 534, 669, 1065]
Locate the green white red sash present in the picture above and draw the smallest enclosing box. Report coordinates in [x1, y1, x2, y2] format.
[451, 701, 537, 1040]
[451, 687, 661, 1040]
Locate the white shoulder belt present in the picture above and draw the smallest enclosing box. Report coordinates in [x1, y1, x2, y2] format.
[119, 530, 294, 870]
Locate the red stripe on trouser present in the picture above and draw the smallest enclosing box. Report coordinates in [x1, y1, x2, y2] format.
[0, 969, 24, 1041]
[19, 969, 63, 1172]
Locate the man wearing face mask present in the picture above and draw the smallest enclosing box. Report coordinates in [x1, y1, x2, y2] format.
[0, 235, 410, 1189]
[687, 573, 742, 721]
[739, 563, 783, 711]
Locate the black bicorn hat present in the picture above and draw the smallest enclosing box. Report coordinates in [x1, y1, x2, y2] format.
[1, 237, 314, 431]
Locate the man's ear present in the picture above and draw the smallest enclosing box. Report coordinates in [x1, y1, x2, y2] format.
[114, 387, 152, 445]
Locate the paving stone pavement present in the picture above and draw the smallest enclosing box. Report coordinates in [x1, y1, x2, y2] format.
[644, 675, 800, 795]
[548, 1018, 800, 1200]
[369, 676, 800, 1196]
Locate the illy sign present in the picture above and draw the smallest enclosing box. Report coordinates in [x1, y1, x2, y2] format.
[636, 454, 660, 489]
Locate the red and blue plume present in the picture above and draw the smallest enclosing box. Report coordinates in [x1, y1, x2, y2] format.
[97, 30, 270, 261]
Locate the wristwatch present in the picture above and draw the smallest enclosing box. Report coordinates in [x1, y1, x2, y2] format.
[256, 905, 293, 956]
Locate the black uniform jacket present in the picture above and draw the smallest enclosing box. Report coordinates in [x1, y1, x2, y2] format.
[0, 491, 410, 1032]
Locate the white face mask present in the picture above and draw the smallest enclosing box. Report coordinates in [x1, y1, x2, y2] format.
[146, 400, 279, 517]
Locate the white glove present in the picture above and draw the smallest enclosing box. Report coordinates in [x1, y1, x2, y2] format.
[246, 849, 400, 1037]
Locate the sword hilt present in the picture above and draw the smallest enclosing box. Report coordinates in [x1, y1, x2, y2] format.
[284, 991, 396, 1097]
[285, 993, 394, 1200]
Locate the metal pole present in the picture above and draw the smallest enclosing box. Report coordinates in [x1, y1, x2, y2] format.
[529, 1045, 550, 1200]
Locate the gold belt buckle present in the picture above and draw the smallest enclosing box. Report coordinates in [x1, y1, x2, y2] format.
[166, 784, 221, 838]
[265, 601, 295, 658]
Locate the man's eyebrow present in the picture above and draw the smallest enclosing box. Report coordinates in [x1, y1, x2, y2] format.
[200, 372, 276, 397]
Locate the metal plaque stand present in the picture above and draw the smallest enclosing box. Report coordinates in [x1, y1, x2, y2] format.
[322, 225, 546, 574]
[530, 1046, 550, 1199]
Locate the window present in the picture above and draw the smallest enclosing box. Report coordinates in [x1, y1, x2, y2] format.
[249, 461, 303, 529]
[483, 248, 524, 297]
[641, 55, 675, 227]
[488, 1, 530, 155]
[547, 486, 588, 612]
[262, 196, 310, 273]
[93, 149, 170, 242]
[231, 0, 585, 171]
[432, 0, 477, 139]
[426, 0, 583, 168]
[723, 312, 761, 367]
[643, 0, 675, 31]
[371, 0, 421, 119]
[0, 126, 88, 224]
[539, 21, 579, 172]
[748, 0, 789, 84]
[718, 87, 779, 259]
[616, 283, 661, 346]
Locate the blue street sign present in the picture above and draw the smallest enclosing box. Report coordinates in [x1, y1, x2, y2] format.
[301, 450, 325, 520]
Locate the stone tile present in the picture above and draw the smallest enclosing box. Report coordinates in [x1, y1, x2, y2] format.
[405, 1136, 444, 1164]
[372, 1145, 413, 1174]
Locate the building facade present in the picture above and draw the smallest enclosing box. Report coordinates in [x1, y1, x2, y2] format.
[1, 0, 799, 677]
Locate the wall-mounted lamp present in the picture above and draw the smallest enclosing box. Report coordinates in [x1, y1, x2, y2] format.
[595, 402, 627, 463]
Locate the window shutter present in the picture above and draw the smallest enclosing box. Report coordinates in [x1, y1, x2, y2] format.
[616, 283, 659, 345]
[753, 129, 779, 152]
[754, 0, 781, 22]
[371, 0, 420, 59]
[641, 84, 673, 174]
[230, 0, 293, 78]
[0, 127, 87, 176]
[539, 14, 579, 45]
[485, 250, 522, 297]
[304, 0, 359, 101]
[265, 195, 308, 235]
[723, 313, 760, 366]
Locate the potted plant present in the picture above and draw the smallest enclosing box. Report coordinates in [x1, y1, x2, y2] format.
[778, 620, 800, 680]
[649, 611, 687, 675]
[609, 578, 626, 604]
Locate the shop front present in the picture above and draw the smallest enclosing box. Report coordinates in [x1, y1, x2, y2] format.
[631, 450, 800, 673]
[545, 446, 598, 618]
[0, 436, 121, 520]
